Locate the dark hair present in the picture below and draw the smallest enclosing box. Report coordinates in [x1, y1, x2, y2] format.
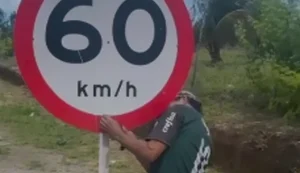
[188, 97, 203, 114]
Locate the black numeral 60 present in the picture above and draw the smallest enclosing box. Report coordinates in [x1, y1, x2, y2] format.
[45, 0, 167, 65]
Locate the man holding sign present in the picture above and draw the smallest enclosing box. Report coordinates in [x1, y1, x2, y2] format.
[101, 91, 212, 173]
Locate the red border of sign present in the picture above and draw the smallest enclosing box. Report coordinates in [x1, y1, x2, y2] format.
[14, 0, 194, 133]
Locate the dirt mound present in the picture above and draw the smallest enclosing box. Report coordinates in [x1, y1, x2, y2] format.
[211, 121, 300, 173]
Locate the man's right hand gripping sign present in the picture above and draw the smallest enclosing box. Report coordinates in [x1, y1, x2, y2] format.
[101, 90, 212, 173]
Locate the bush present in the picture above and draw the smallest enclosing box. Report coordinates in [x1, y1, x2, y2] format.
[238, 0, 300, 68]
[237, 0, 300, 119]
[247, 60, 300, 120]
[0, 37, 13, 58]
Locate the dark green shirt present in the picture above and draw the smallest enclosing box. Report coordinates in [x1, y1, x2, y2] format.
[146, 104, 212, 173]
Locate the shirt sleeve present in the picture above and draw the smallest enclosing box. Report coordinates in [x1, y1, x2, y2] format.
[145, 105, 183, 146]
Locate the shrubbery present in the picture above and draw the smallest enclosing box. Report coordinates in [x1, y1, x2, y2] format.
[0, 9, 15, 59]
[0, 37, 13, 58]
[237, 0, 300, 119]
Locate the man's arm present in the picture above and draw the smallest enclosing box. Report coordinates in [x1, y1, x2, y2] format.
[116, 105, 183, 169]
[115, 126, 169, 164]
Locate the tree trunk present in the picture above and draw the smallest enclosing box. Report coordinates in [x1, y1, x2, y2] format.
[206, 40, 222, 63]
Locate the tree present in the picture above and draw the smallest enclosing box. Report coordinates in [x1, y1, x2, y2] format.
[0, 8, 15, 39]
[0, 8, 7, 38]
[191, 0, 254, 63]
[6, 11, 16, 38]
[0, 8, 15, 57]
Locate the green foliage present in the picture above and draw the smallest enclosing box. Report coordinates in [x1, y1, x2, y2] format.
[237, 0, 300, 69]
[191, 0, 256, 46]
[0, 9, 15, 59]
[0, 101, 98, 160]
[237, 0, 300, 119]
[246, 60, 300, 120]
[192, 0, 242, 44]
[0, 37, 13, 58]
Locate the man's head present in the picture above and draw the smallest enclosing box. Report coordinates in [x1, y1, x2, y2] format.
[170, 90, 202, 113]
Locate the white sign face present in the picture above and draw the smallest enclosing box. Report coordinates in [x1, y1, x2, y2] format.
[33, 0, 178, 115]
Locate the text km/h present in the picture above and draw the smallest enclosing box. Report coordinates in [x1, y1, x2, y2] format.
[77, 80, 137, 97]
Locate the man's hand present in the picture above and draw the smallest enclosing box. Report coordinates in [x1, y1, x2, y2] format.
[100, 115, 166, 170]
[100, 115, 126, 140]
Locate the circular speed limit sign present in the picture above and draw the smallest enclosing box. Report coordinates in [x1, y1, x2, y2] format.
[14, 0, 194, 132]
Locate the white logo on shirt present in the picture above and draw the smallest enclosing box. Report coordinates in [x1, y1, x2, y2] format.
[191, 138, 211, 173]
[162, 112, 176, 133]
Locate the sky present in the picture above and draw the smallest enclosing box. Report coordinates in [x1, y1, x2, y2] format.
[0, 0, 193, 13]
[0, 0, 21, 12]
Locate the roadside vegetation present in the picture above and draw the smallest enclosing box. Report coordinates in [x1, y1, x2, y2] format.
[1, 0, 300, 172]
[191, 0, 300, 121]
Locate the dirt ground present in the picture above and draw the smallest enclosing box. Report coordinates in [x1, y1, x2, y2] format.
[0, 127, 148, 173]
[0, 78, 95, 173]
[0, 129, 94, 173]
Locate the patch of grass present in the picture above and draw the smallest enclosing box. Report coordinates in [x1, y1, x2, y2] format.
[25, 160, 45, 170]
[110, 160, 139, 173]
[187, 49, 257, 121]
[0, 100, 98, 161]
[0, 96, 147, 172]
[0, 146, 10, 155]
